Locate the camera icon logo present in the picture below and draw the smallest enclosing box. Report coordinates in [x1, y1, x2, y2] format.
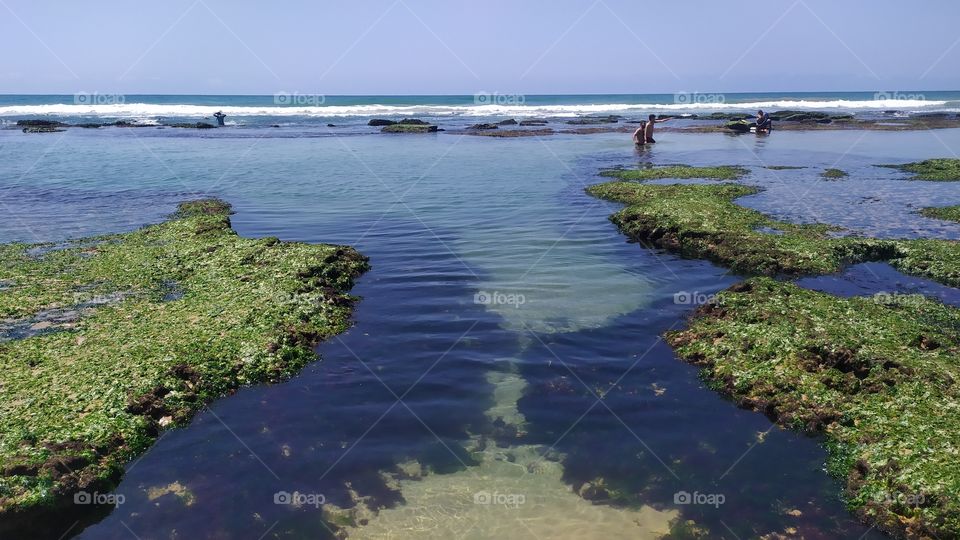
[74, 491, 92, 505]
[274, 491, 292, 505]
[474, 291, 492, 305]
[673, 490, 692, 505]
[474, 490, 492, 505]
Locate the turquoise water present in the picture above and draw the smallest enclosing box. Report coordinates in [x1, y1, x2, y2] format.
[3, 124, 960, 538]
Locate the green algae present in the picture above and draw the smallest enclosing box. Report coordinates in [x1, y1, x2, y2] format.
[600, 165, 748, 182]
[821, 168, 848, 179]
[589, 175, 960, 537]
[0, 199, 368, 516]
[882, 158, 960, 181]
[666, 278, 960, 538]
[587, 181, 960, 286]
[921, 205, 960, 223]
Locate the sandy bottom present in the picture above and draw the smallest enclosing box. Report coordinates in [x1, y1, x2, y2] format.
[343, 369, 678, 539]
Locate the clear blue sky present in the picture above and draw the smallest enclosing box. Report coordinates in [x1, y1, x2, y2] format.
[1, 0, 957, 95]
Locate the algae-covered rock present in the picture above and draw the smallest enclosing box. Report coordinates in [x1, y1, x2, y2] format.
[881, 158, 960, 181]
[920, 205, 960, 223]
[587, 180, 960, 285]
[821, 168, 848, 179]
[667, 278, 960, 539]
[0, 199, 368, 525]
[601, 165, 748, 182]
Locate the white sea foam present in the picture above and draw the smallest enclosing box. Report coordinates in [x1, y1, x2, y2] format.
[0, 99, 950, 119]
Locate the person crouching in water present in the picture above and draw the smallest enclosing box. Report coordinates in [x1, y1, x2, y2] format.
[643, 114, 671, 143]
[756, 110, 772, 133]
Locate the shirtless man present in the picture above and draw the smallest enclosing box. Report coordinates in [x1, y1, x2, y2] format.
[633, 121, 647, 146]
[643, 114, 671, 143]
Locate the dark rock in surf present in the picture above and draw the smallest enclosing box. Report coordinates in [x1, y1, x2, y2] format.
[368, 119, 396, 126]
[166, 122, 217, 129]
[566, 115, 619, 125]
[725, 120, 754, 133]
[468, 123, 499, 130]
[381, 124, 438, 133]
[21, 126, 66, 133]
[769, 111, 830, 122]
[16, 120, 67, 128]
[498, 119, 518, 125]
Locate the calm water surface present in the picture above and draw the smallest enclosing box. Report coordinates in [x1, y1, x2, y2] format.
[3, 126, 959, 539]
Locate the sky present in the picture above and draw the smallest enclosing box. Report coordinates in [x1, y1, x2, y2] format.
[0, 0, 958, 95]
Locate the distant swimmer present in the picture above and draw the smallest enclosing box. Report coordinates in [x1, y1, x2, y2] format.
[213, 111, 227, 126]
[643, 114, 671, 143]
[755, 109, 772, 133]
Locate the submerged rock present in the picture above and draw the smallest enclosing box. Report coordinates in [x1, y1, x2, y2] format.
[498, 118, 518, 125]
[468, 123, 499, 130]
[519, 119, 548, 126]
[368, 119, 396, 126]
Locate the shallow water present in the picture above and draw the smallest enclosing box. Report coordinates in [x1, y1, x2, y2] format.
[3, 127, 959, 539]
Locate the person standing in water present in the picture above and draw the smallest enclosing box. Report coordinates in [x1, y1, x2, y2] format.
[633, 121, 648, 146]
[643, 114, 671, 143]
[213, 111, 227, 126]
